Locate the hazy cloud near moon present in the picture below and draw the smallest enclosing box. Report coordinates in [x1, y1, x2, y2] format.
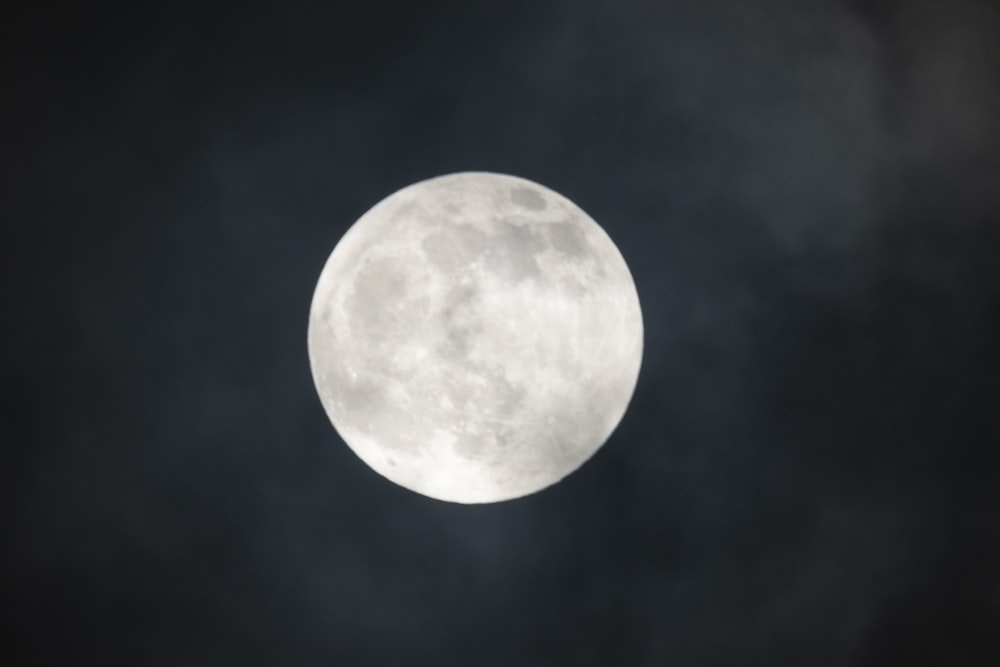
[3, 0, 1000, 664]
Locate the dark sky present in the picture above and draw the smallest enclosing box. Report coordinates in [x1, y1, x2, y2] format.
[4, 0, 1000, 665]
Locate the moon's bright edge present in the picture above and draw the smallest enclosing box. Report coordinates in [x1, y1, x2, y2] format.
[308, 172, 643, 503]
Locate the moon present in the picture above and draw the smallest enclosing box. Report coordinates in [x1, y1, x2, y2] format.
[307, 172, 643, 503]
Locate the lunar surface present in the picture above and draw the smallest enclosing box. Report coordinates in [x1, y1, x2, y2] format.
[307, 172, 643, 503]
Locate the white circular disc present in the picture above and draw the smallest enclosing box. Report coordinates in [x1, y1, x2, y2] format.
[308, 172, 643, 503]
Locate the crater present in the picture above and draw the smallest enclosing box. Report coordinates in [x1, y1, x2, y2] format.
[452, 436, 486, 460]
[438, 284, 482, 358]
[422, 226, 488, 272]
[544, 220, 590, 258]
[333, 375, 383, 427]
[486, 221, 546, 282]
[347, 257, 428, 344]
[510, 187, 547, 211]
[388, 201, 425, 231]
[486, 371, 527, 421]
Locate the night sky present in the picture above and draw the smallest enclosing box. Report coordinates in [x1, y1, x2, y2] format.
[4, 1, 1000, 665]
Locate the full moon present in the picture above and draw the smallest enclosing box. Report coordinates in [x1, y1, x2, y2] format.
[308, 172, 643, 503]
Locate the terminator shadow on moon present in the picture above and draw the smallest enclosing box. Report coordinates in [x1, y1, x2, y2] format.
[308, 172, 644, 503]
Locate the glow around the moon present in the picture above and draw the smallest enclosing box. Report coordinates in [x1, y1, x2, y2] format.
[308, 172, 643, 503]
